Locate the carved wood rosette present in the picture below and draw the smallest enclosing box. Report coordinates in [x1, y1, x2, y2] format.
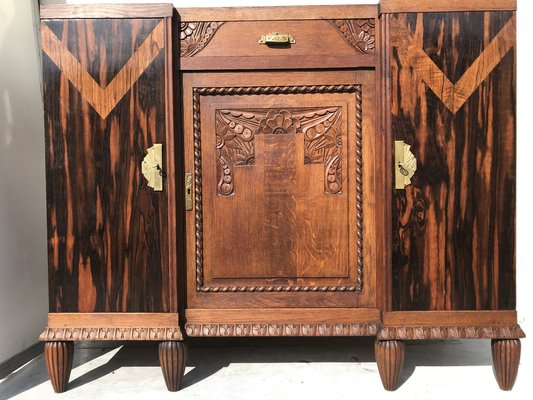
[193, 84, 363, 293]
[180, 21, 224, 56]
[215, 107, 343, 196]
[329, 19, 376, 54]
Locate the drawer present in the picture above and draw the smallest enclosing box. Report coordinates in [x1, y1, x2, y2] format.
[178, 18, 377, 70]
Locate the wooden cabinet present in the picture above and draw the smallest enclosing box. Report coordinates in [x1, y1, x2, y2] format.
[38, 1, 523, 394]
[39, 4, 184, 393]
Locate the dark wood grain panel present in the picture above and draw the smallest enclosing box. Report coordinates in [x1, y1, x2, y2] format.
[42, 18, 172, 312]
[390, 12, 516, 311]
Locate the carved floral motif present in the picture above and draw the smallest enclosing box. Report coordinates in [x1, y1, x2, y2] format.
[180, 21, 224, 57]
[215, 107, 343, 196]
[258, 110, 301, 135]
[329, 19, 376, 54]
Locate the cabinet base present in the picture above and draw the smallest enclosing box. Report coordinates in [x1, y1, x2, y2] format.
[39, 311, 525, 392]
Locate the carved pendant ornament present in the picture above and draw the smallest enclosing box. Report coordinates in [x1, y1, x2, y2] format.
[180, 21, 224, 57]
[329, 19, 376, 54]
[215, 107, 343, 196]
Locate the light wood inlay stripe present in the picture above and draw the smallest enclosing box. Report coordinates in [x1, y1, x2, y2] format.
[380, 0, 516, 13]
[383, 311, 517, 326]
[47, 313, 179, 328]
[41, 19, 166, 119]
[391, 15, 515, 114]
[186, 308, 381, 324]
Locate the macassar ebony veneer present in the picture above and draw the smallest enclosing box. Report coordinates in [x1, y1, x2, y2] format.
[39, 0, 523, 393]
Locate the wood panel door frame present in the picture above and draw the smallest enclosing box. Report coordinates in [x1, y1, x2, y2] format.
[182, 70, 379, 310]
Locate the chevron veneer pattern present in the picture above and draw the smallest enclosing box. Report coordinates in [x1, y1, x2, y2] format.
[41, 19, 166, 119]
[391, 14, 515, 114]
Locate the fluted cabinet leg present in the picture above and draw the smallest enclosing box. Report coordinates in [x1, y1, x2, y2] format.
[375, 339, 405, 391]
[159, 341, 187, 392]
[44, 341, 74, 393]
[492, 339, 521, 391]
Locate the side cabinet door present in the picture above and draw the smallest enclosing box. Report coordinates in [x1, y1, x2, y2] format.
[389, 12, 516, 311]
[42, 17, 175, 312]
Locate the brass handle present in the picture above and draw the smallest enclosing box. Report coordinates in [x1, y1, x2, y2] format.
[258, 32, 295, 44]
[141, 144, 164, 191]
[185, 172, 193, 211]
[395, 140, 417, 189]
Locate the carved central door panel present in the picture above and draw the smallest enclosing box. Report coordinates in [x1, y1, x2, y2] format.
[183, 71, 377, 308]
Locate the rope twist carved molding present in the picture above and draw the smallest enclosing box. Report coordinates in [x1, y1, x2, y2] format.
[193, 84, 363, 293]
[40, 327, 184, 341]
[186, 322, 379, 337]
[378, 325, 526, 340]
[355, 88, 363, 289]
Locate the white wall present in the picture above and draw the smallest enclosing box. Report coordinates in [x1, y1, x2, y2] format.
[40, 0, 377, 6]
[0, 0, 48, 363]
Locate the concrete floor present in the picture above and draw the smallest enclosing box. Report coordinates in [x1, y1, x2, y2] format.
[0, 337, 530, 400]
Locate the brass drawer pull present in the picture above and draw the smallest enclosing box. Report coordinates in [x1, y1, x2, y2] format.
[258, 32, 295, 45]
[395, 140, 417, 190]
